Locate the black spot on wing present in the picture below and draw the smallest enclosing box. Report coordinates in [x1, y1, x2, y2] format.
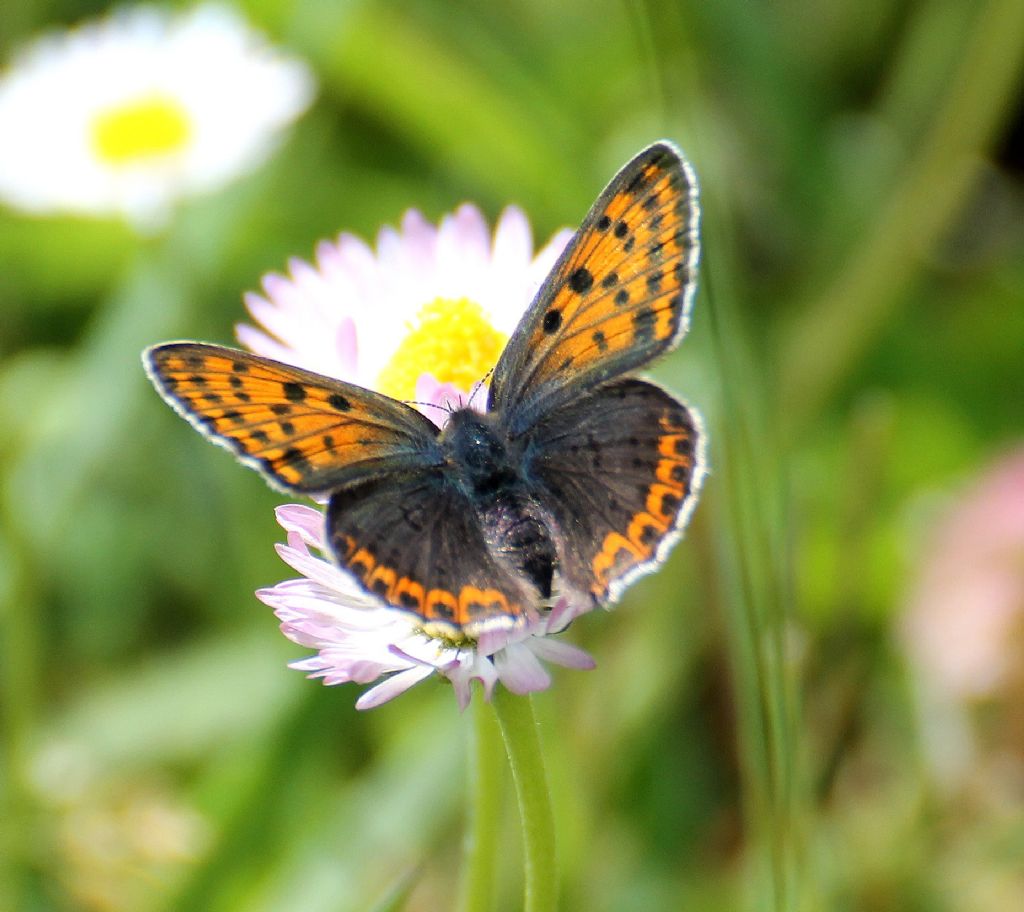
[283, 382, 306, 402]
[568, 267, 594, 294]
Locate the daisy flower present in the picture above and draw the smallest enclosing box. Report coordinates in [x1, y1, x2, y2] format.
[243, 205, 592, 707]
[238, 203, 574, 415]
[263, 505, 596, 710]
[0, 4, 313, 229]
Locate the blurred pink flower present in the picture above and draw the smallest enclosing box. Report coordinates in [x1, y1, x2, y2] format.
[901, 448, 1024, 703]
[259, 505, 596, 710]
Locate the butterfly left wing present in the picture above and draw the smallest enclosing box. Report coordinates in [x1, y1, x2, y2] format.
[144, 343, 441, 494]
[489, 141, 699, 434]
[523, 377, 705, 606]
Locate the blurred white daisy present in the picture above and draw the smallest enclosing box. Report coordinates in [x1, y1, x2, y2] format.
[238, 203, 574, 416]
[263, 505, 596, 710]
[0, 4, 313, 228]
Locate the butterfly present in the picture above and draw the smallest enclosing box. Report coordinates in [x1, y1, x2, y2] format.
[144, 141, 704, 639]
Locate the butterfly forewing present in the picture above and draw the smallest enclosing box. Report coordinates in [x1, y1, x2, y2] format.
[489, 141, 699, 432]
[145, 343, 441, 494]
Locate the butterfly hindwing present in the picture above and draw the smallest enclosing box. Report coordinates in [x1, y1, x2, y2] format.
[523, 378, 704, 605]
[489, 141, 699, 433]
[144, 343, 441, 494]
[326, 469, 535, 634]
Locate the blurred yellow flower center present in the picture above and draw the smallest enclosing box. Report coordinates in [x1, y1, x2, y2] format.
[377, 298, 507, 402]
[91, 93, 192, 164]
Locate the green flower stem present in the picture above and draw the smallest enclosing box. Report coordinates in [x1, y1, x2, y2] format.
[491, 689, 558, 912]
[458, 696, 505, 912]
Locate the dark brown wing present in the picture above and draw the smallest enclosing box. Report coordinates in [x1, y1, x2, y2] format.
[326, 469, 537, 637]
[523, 378, 704, 605]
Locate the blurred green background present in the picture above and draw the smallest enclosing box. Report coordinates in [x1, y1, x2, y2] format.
[2, 1, 1023, 910]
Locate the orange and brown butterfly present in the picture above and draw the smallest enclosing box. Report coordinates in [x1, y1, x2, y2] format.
[144, 140, 705, 638]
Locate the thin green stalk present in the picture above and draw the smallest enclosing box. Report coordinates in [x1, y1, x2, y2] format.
[703, 254, 803, 912]
[491, 689, 557, 912]
[458, 696, 505, 912]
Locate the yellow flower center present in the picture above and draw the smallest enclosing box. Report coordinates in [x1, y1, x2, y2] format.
[90, 93, 193, 165]
[377, 298, 507, 403]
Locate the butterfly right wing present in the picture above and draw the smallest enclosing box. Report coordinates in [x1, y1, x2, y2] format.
[326, 469, 537, 636]
[523, 377, 704, 606]
[144, 343, 442, 494]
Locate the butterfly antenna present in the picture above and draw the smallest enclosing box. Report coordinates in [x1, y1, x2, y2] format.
[468, 368, 494, 410]
[403, 400, 451, 415]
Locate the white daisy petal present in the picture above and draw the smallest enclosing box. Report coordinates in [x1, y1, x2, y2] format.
[355, 666, 436, 711]
[275, 504, 326, 547]
[493, 644, 552, 695]
[528, 638, 597, 670]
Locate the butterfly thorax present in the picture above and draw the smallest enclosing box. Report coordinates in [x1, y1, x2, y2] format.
[440, 409, 519, 497]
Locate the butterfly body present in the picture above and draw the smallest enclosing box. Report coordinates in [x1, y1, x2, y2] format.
[145, 141, 705, 638]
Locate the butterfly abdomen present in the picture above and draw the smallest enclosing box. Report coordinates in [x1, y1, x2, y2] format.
[479, 495, 557, 601]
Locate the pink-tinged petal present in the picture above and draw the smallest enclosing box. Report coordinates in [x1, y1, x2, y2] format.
[530, 228, 574, 291]
[449, 203, 491, 261]
[335, 317, 357, 375]
[245, 285, 306, 346]
[399, 209, 438, 266]
[375, 225, 403, 271]
[449, 654, 500, 710]
[475, 624, 531, 657]
[546, 595, 593, 633]
[470, 657, 500, 702]
[529, 638, 596, 670]
[260, 272, 305, 313]
[414, 373, 469, 418]
[334, 233, 378, 298]
[494, 644, 551, 695]
[356, 665, 436, 710]
[314, 238, 346, 275]
[436, 205, 489, 292]
[451, 676, 474, 712]
[491, 205, 532, 273]
[272, 542, 375, 600]
[287, 257, 323, 294]
[275, 504, 325, 547]
[234, 322, 295, 363]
